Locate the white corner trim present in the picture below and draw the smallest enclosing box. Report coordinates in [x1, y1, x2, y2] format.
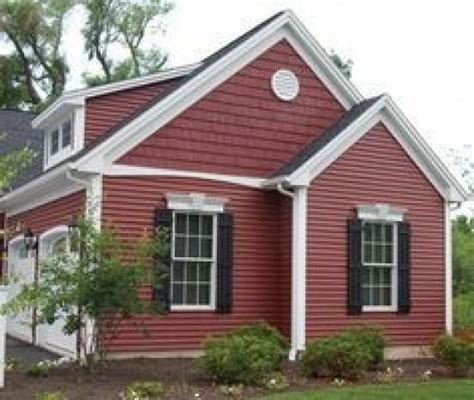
[74, 11, 362, 172]
[104, 164, 265, 188]
[445, 200, 453, 334]
[289, 185, 307, 360]
[167, 193, 226, 213]
[357, 204, 406, 222]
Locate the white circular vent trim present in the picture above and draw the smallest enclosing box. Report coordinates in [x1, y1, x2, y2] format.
[271, 69, 300, 101]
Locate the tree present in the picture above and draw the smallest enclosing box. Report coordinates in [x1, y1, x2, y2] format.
[0, 0, 74, 110]
[452, 215, 474, 296]
[82, 0, 173, 86]
[445, 145, 474, 193]
[328, 50, 353, 79]
[2, 215, 168, 366]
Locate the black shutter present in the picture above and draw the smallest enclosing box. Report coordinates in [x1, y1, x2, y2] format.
[216, 213, 233, 313]
[154, 208, 173, 312]
[397, 221, 411, 314]
[348, 219, 363, 315]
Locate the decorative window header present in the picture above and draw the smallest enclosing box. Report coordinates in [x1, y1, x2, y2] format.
[166, 193, 227, 213]
[356, 204, 406, 222]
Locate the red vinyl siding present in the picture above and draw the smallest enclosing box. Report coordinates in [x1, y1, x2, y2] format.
[102, 176, 291, 352]
[119, 40, 345, 177]
[7, 191, 86, 235]
[84, 79, 182, 146]
[306, 123, 445, 346]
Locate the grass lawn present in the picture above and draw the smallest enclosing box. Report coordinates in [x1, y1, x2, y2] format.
[260, 379, 474, 400]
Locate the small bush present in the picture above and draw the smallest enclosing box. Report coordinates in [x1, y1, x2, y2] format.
[199, 323, 287, 384]
[35, 392, 68, 400]
[26, 363, 51, 378]
[432, 335, 474, 375]
[121, 381, 163, 400]
[300, 326, 386, 380]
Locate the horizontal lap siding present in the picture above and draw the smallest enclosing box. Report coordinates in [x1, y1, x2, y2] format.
[119, 40, 345, 177]
[7, 191, 86, 234]
[84, 79, 181, 146]
[102, 177, 291, 352]
[307, 123, 444, 346]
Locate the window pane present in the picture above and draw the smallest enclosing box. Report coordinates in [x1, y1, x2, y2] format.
[373, 286, 380, 305]
[362, 287, 370, 306]
[363, 243, 372, 263]
[173, 262, 185, 281]
[62, 120, 72, 147]
[381, 287, 391, 306]
[186, 262, 198, 282]
[199, 262, 211, 283]
[384, 244, 393, 264]
[176, 214, 187, 234]
[201, 215, 213, 235]
[51, 130, 59, 154]
[374, 244, 383, 263]
[172, 283, 184, 304]
[374, 224, 382, 242]
[382, 268, 391, 285]
[185, 284, 198, 304]
[175, 237, 186, 257]
[198, 284, 210, 305]
[201, 238, 212, 258]
[189, 215, 199, 235]
[363, 223, 372, 242]
[189, 237, 199, 257]
[385, 225, 393, 242]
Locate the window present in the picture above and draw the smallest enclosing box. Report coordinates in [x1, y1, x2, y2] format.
[361, 222, 397, 310]
[45, 116, 74, 167]
[171, 212, 216, 309]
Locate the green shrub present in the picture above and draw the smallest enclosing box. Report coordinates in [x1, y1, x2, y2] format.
[199, 323, 287, 384]
[121, 381, 163, 400]
[301, 327, 386, 380]
[454, 293, 474, 331]
[35, 392, 68, 400]
[432, 335, 474, 375]
[26, 363, 51, 377]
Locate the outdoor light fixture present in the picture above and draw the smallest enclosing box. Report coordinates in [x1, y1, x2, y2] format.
[23, 228, 38, 251]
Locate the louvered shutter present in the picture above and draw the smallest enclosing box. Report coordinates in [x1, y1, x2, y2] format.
[348, 219, 363, 315]
[216, 213, 233, 313]
[154, 208, 173, 312]
[397, 222, 411, 314]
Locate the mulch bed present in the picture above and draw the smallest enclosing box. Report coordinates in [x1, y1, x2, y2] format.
[0, 358, 472, 399]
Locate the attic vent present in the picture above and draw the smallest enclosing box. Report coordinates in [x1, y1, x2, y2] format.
[271, 69, 300, 101]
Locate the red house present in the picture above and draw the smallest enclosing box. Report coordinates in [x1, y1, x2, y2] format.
[0, 10, 469, 360]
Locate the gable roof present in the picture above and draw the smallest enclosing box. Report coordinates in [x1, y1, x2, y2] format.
[0, 109, 43, 191]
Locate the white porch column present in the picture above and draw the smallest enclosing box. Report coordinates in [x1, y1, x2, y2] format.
[289, 185, 307, 360]
[0, 286, 8, 387]
[445, 201, 453, 335]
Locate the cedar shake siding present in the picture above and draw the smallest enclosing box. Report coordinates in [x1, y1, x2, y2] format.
[119, 40, 345, 178]
[84, 78, 183, 147]
[7, 191, 86, 234]
[306, 123, 445, 346]
[101, 176, 291, 352]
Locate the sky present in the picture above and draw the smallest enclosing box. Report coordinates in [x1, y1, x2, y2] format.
[64, 0, 474, 154]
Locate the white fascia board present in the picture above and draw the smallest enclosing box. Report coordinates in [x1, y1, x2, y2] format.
[285, 95, 469, 202]
[105, 164, 265, 188]
[32, 63, 200, 129]
[73, 11, 363, 172]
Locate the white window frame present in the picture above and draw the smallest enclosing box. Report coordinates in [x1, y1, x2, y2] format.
[361, 221, 398, 312]
[44, 115, 74, 169]
[170, 211, 217, 312]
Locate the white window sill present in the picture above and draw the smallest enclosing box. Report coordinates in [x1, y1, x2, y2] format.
[362, 306, 398, 313]
[170, 305, 215, 312]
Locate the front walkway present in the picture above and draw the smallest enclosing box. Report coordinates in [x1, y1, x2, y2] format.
[5, 336, 58, 364]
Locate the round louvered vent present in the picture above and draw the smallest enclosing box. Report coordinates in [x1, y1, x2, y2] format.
[271, 69, 300, 101]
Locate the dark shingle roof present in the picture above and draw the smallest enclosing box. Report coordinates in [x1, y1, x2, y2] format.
[0, 109, 43, 191]
[273, 96, 382, 177]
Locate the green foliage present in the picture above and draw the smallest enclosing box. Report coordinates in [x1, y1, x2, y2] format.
[300, 327, 385, 380]
[199, 323, 287, 385]
[328, 50, 353, 79]
[121, 381, 163, 400]
[35, 392, 68, 400]
[26, 362, 51, 378]
[432, 335, 474, 374]
[454, 292, 474, 330]
[229, 321, 289, 350]
[81, 0, 173, 86]
[452, 216, 474, 297]
[263, 372, 289, 391]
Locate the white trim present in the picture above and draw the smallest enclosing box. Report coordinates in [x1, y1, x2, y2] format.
[32, 63, 200, 130]
[289, 185, 307, 360]
[282, 95, 469, 202]
[363, 306, 398, 312]
[357, 204, 406, 222]
[445, 200, 453, 334]
[167, 193, 226, 213]
[106, 164, 265, 188]
[74, 10, 362, 172]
